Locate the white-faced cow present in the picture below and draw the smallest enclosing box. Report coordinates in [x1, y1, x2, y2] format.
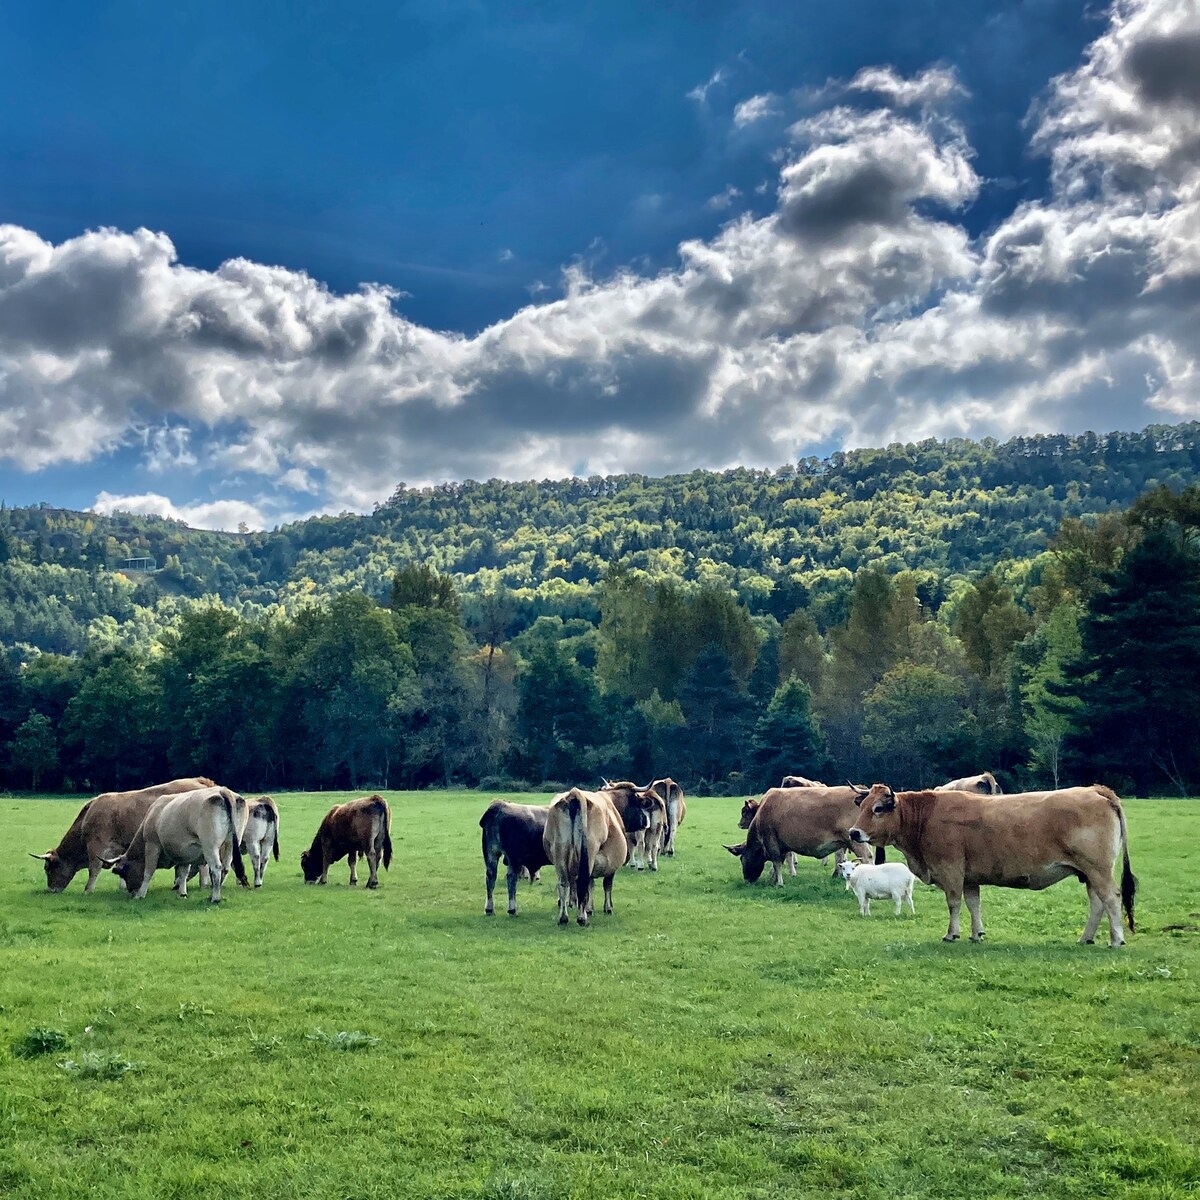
[649, 777, 686, 856]
[31, 777, 217, 893]
[240, 796, 281, 888]
[543, 788, 629, 926]
[935, 772, 1002, 795]
[726, 786, 880, 884]
[105, 786, 249, 903]
[300, 795, 393, 888]
[480, 799, 551, 915]
[848, 783, 1136, 945]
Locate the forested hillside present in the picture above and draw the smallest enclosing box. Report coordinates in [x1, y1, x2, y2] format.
[3, 423, 1200, 798]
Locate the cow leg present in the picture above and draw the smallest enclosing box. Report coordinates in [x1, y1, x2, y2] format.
[346, 851, 358, 886]
[365, 849, 380, 889]
[556, 872, 570, 925]
[1103, 883, 1125, 948]
[602, 873, 615, 915]
[942, 882, 963, 941]
[506, 865, 521, 916]
[84, 858, 104, 893]
[206, 849, 226, 903]
[787, 852, 798, 877]
[963, 885, 985, 941]
[1079, 883, 1105, 944]
[174, 865, 190, 898]
[133, 844, 160, 900]
[576, 877, 591, 926]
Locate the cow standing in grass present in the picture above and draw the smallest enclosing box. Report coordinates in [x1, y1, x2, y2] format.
[31, 777, 216, 893]
[480, 799, 551, 915]
[650, 777, 686, 856]
[935, 773, 1002, 795]
[602, 781, 662, 870]
[241, 796, 281, 888]
[726, 786, 879, 884]
[848, 783, 1136, 945]
[543, 788, 628, 926]
[301, 795, 393, 888]
[105, 786, 249, 903]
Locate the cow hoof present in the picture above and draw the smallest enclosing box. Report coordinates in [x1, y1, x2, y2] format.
[508, 909, 518, 917]
[1079, 936, 1094, 945]
[943, 934, 959, 942]
[366, 881, 378, 890]
[970, 934, 984, 943]
[636, 865, 645, 872]
[577, 917, 589, 927]
[649, 865, 657, 872]
[254, 882, 263, 889]
[558, 914, 568, 925]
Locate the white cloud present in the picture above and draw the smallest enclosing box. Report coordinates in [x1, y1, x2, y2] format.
[91, 491, 271, 532]
[734, 93, 780, 126]
[2, 1, 1200, 515]
[687, 68, 726, 104]
[706, 185, 743, 211]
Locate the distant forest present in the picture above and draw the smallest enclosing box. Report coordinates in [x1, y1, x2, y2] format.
[3, 423, 1200, 797]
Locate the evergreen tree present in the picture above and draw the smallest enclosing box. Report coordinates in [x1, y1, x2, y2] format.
[676, 643, 753, 788]
[752, 677, 827, 790]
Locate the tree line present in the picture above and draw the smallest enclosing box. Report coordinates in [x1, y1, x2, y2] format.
[3, 484, 1199, 797]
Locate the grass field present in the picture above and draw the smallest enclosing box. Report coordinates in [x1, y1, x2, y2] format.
[2, 791, 1199, 1199]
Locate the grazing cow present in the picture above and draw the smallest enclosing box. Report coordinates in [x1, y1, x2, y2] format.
[602, 781, 663, 870]
[650, 777, 687, 856]
[725, 786, 878, 884]
[781, 775, 825, 789]
[300, 795, 393, 888]
[30, 777, 216, 893]
[240, 796, 281, 888]
[935, 772, 1002, 795]
[480, 799, 551, 916]
[543, 789, 629, 926]
[104, 786, 249, 903]
[848, 783, 1136, 945]
[836, 859, 917, 916]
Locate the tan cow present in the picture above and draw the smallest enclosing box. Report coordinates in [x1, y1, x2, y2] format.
[935, 772, 1002, 795]
[543, 789, 629, 926]
[650, 777, 686, 856]
[31, 777, 216, 893]
[300, 795, 393, 888]
[781, 774, 825, 789]
[105, 786, 250, 903]
[848, 783, 1136, 946]
[725, 786, 877, 884]
[240, 796, 281, 887]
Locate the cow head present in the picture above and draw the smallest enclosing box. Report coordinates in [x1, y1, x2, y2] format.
[103, 853, 145, 894]
[737, 797, 760, 830]
[848, 784, 898, 848]
[723, 840, 767, 882]
[29, 849, 76, 893]
[299, 849, 321, 883]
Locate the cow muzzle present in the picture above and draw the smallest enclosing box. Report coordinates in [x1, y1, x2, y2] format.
[849, 828, 868, 844]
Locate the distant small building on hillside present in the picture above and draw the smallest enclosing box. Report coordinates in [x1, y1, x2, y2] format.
[118, 556, 157, 573]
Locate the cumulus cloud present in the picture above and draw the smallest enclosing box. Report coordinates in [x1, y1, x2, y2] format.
[92, 491, 271, 532]
[3, 0, 1200, 521]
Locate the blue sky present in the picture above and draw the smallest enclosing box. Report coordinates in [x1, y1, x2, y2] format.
[1, 0, 1198, 528]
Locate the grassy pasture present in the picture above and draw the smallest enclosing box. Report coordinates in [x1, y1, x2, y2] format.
[2, 790, 1199, 1200]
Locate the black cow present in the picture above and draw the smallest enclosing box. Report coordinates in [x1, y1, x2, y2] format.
[480, 800, 552, 916]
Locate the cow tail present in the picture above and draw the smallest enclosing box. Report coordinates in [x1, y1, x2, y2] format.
[271, 805, 280, 861]
[874, 845, 886, 865]
[1118, 804, 1136, 934]
[379, 799, 393, 871]
[223, 794, 249, 888]
[569, 792, 589, 909]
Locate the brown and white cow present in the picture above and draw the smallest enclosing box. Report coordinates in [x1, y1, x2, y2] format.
[848, 783, 1136, 945]
[240, 796, 281, 888]
[935, 772, 1003, 795]
[725, 786, 878, 884]
[781, 774, 825, 789]
[543, 789, 629, 926]
[300, 795, 393, 888]
[649, 777, 686, 856]
[104, 786, 249, 903]
[479, 799, 551, 916]
[31, 777, 216, 893]
[602, 780, 663, 870]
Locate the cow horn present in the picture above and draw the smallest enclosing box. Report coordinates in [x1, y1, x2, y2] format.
[847, 781, 869, 796]
[100, 857, 121, 870]
[723, 843, 746, 857]
[29, 852, 52, 861]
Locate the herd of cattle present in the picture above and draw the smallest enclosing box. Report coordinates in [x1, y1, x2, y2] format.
[27, 767, 1137, 946]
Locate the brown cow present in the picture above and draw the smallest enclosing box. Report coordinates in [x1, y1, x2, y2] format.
[848, 783, 1136, 945]
[543, 789, 629, 926]
[725, 786, 877, 884]
[935, 772, 1002, 795]
[300, 795, 393, 888]
[649, 777, 686, 856]
[602, 780, 663, 870]
[31, 777, 216, 893]
[781, 774, 825, 789]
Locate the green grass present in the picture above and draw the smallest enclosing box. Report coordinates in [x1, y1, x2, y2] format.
[2, 791, 1199, 1199]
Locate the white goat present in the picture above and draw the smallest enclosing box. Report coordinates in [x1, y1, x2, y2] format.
[836, 859, 916, 916]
